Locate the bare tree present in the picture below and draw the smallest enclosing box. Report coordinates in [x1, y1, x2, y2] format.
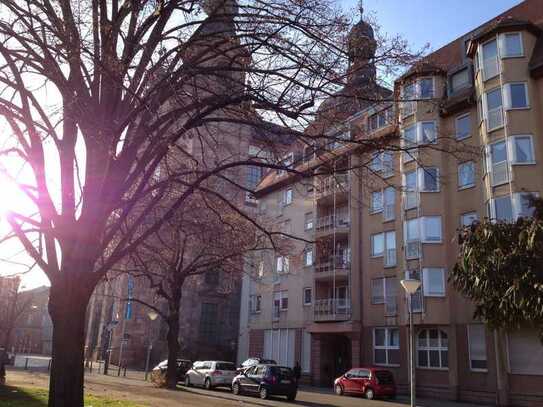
[0, 0, 418, 405]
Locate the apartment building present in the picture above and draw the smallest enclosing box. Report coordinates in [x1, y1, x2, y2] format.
[239, 1, 543, 405]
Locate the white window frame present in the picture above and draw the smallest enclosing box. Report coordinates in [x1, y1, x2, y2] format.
[418, 77, 435, 99]
[370, 190, 384, 214]
[455, 113, 471, 140]
[280, 291, 288, 311]
[422, 268, 446, 297]
[480, 37, 500, 81]
[450, 68, 470, 94]
[484, 86, 504, 131]
[488, 195, 514, 222]
[488, 140, 509, 186]
[504, 82, 529, 110]
[383, 186, 395, 222]
[404, 218, 421, 260]
[513, 192, 539, 219]
[303, 287, 312, 306]
[283, 188, 293, 205]
[371, 278, 385, 304]
[402, 124, 418, 162]
[384, 230, 396, 267]
[403, 170, 418, 210]
[371, 232, 384, 258]
[417, 328, 449, 370]
[276, 256, 289, 274]
[468, 324, 488, 372]
[458, 161, 475, 190]
[508, 135, 535, 165]
[418, 167, 440, 192]
[499, 32, 524, 58]
[304, 212, 314, 230]
[304, 247, 313, 267]
[421, 216, 443, 243]
[373, 328, 400, 367]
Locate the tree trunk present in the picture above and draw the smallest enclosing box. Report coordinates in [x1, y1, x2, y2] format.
[47, 275, 93, 407]
[166, 313, 180, 389]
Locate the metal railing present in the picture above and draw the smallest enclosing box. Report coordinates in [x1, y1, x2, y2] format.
[315, 174, 349, 198]
[315, 213, 350, 231]
[314, 298, 352, 321]
[314, 255, 351, 273]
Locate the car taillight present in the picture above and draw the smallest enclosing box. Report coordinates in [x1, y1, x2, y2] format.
[212, 371, 222, 376]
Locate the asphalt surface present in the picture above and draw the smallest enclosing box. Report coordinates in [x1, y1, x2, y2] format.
[4, 368, 483, 407]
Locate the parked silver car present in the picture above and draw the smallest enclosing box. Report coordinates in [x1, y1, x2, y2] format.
[184, 360, 237, 390]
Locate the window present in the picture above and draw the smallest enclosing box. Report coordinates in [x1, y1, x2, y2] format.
[370, 151, 394, 177]
[371, 278, 385, 304]
[420, 122, 437, 144]
[419, 167, 439, 192]
[401, 82, 416, 117]
[402, 125, 417, 162]
[514, 192, 538, 219]
[199, 303, 219, 342]
[489, 140, 509, 185]
[273, 291, 288, 318]
[303, 288, 312, 306]
[249, 295, 262, 314]
[405, 269, 423, 312]
[257, 261, 264, 278]
[302, 330, 311, 373]
[371, 190, 383, 213]
[455, 114, 470, 140]
[204, 269, 220, 286]
[283, 188, 293, 205]
[247, 166, 262, 190]
[371, 277, 397, 305]
[383, 187, 395, 221]
[369, 107, 392, 132]
[422, 216, 443, 242]
[508, 328, 543, 375]
[419, 78, 434, 99]
[304, 247, 313, 267]
[374, 328, 400, 366]
[422, 268, 446, 297]
[485, 87, 503, 130]
[461, 212, 478, 227]
[509, 135, 535, 164]
[481, 39, 499, 80]
[370, 152, 382, 172]
[404, 170, 418, 210]
[384, 231, 396, 267]
[501, 32, 523, 58]
[450, 68, 470, 93]
[263, 329, 295, 367]
[505, 83, 529, 109]
[458, 161, 475, 189]
[405, 218, 420, 259]
[276, 256, 289, 273]
[417, 329, 448, 369]
[304, 212, 314, 230]
[492, 195, 513, 222]
[468, 324, 487, 371]
[371, 233, 384, 257]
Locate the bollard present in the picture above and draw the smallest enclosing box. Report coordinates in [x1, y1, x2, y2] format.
[48, 359, 52, 371]
[123, 366, 127, 377]
[24, 357, 29, 370]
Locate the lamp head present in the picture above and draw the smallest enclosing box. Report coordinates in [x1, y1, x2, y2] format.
[148, 311, 159, 321]
[400, 278, 421, 295]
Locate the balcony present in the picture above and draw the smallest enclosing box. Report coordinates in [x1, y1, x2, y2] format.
[315, 174, 349, 203]
[315, 213, 350, 237]
[314, 298, 352, 322]
[314, 255, 350, 280]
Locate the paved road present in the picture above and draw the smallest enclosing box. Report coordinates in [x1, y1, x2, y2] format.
[5, 368, 482, 407]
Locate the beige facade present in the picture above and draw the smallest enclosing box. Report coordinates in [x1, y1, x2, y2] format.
[241, 1, 543, 405]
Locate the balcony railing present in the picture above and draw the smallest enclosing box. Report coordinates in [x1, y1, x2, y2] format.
[315, 255, 350, 274]
[315, 213, 350, 231]
[385, 295, 398, 316]
[314, 298, 352, 321]
[315, 174, 349, 198]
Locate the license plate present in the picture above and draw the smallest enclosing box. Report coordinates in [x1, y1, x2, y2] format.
[281, 379, 291, 384]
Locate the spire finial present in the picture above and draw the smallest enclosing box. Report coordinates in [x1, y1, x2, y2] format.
[358, 0, 364, 18]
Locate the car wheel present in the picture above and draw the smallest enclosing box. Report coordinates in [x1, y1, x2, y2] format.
[287, 392, 297, 401]
[365, 387, 375, 400]
[184, 376, 191, 387]
[259, 387, 269, 399]
[335, 384, 344, 396]
[232, 382, 241, 395]
[204, 378, 212, 390]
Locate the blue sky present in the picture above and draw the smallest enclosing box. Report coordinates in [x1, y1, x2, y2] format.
[341, 0, 523, 53]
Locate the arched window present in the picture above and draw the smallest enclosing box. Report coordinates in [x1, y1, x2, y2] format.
[417, 329, 448, 369]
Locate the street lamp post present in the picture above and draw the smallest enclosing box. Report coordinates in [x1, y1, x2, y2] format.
[144, 311, 159, 381]
[401, 278, 421, 407]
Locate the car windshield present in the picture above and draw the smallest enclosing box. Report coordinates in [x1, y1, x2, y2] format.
[269, 366, 293, 378]
[375, 370, 394, 384]
[216, 363, 236, 371]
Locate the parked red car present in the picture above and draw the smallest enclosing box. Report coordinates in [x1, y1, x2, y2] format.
[334, 367, 396, 400]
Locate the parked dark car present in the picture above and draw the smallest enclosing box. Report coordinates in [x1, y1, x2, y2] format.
[151, 359, 192, 384]
[232, 364, 297, 400]
[334, 367, 396, 400]
[240, 357, 277, 370]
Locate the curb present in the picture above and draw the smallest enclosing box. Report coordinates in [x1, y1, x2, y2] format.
[179, 386, 285, 406]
